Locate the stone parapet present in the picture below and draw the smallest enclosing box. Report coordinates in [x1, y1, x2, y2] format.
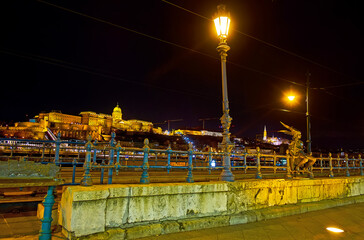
[59, 177, 364, 239]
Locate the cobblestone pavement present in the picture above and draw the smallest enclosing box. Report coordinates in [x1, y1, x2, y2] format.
[138, 202, 364, 240]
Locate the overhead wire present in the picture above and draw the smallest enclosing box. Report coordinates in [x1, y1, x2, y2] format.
[0, 48, 218, 100]
[36, 0, 303, 87]
[160, 0, 348, 79]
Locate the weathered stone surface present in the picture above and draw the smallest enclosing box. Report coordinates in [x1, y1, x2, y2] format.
[126, 224, 162, 239]
[161, 221, 180, 234]
[178, 216, 230, 232]
[106, 198, 129, 227]
[59, 186, 109, 237]
[59, 176, 364, 239]
[0, 160, 59, 178]
[107, 229, 126, 240]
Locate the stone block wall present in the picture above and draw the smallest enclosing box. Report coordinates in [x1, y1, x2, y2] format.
[59, 177, 364, 239]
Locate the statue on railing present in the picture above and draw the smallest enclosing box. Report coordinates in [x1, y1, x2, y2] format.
[279, 122, 316, 177]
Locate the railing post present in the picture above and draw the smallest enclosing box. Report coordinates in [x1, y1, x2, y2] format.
[208, 146, 213, 175]
[286, 150, 292, 179]
[273, 151, 277, 174]
[39, 186, 55, 240]
[41, 142, 45, 163]
[80, 135, 93, 186]
[359, 154, 363, 176]
[140, 138, 150, 184]
[100, 147, 105, 184]
[55, 132, 61, 166]
[166, 145, 172, 174]
[255, 147, 262, 179]
[72, 158, 77, 185]
[186, 143, 194, 183]
[92, 139, 98, 164]
[337, 153, 341, 173]
[115, 142, 122, 175]
[329, 153, 334, 178]
[108, 132, 116, 184]
[320, 153, 323, 174]
[243, 150, 247, 174]
[308, 152, 315, 179]
[345, 153, 350, 177]
[10, 142, 13, 157]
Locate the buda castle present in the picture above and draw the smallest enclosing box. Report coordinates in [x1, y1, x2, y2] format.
[0, 104, 162, 141]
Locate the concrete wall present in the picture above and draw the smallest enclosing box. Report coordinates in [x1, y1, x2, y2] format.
[59, 177, 364, 239]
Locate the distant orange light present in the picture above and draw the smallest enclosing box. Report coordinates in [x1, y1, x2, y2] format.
[287, 95, 295, 101]
[326, 227, 344, 233]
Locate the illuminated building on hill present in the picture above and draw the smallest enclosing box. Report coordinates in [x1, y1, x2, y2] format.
[261, 125, 290, 146]
[0, 104, 161, 141]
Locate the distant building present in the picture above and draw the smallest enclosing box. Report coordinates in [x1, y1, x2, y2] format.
[0, 104, 161, 141]
[261, 125, 290, 146]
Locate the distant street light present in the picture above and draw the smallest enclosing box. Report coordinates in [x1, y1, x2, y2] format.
[214, 4, 234, 182]
[283, 72, 312, 153]
[287, 95, 295, 101]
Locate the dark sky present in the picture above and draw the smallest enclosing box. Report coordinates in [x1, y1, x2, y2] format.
[0, 0, 363, 149]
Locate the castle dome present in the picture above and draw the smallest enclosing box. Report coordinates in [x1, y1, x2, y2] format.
[113, 103, 121, 113]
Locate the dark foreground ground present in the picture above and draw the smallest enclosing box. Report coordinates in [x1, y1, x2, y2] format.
[1, 202, 364, 239]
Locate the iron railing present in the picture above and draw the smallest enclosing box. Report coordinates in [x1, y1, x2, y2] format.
[1, 134, 363, 186]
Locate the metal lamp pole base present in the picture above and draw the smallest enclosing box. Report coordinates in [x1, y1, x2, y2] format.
[217, 40, 235, 182]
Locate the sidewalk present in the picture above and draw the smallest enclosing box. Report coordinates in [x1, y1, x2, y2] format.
[138, 202, 364, 240]
[1, 202, 363, 239]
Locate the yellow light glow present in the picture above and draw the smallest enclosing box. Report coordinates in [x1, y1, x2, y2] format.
[214, 16, 230, 38]
[287, 95, 295, 101]
[326, 227, 344, 233]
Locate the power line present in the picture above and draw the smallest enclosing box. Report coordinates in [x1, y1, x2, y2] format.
[161, 0, 345, 76]
[314, 81, 364, 89]
[0, 48, 217, 99]
[36, 0, 303, 87]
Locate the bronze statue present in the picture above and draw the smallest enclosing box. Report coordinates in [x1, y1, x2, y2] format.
[279, 122, 316, 177]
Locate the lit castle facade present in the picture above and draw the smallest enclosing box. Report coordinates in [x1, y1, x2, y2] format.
[0, 104, 162, 141]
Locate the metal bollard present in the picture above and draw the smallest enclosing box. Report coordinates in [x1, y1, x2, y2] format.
[255, 147, 262, 179]
[329, 153, 334, 178]
[345, 153, 350, 177]
[80, 135, 93, 186]
[186, 143, 194, 183]
[286, 150, 292, 179]
[320, 153, 323, 174]
[166, 145, 172, 174]
[359, 154, 363, 176]
[140, 138, 150, 184]
[39, 186, 55, 240]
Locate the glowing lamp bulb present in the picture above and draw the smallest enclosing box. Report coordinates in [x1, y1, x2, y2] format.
[214, 5, 230, 39]
[326, 227, 344, 233]
[287, 95, 295, 101]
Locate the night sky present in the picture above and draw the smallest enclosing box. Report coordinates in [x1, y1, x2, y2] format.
[0, 0, 363, 150]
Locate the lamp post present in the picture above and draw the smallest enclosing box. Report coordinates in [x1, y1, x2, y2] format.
[214, 4, 234, 181]
[285, 71, 312, 154]
[305, 71, 311, 154]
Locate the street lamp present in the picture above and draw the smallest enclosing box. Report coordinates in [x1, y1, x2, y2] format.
[214, 4, 234, 181]
[283, 72, 312, 154]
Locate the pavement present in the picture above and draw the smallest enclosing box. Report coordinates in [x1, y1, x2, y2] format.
[1, 202, 364, 239]
[138, 202, 364, 240]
